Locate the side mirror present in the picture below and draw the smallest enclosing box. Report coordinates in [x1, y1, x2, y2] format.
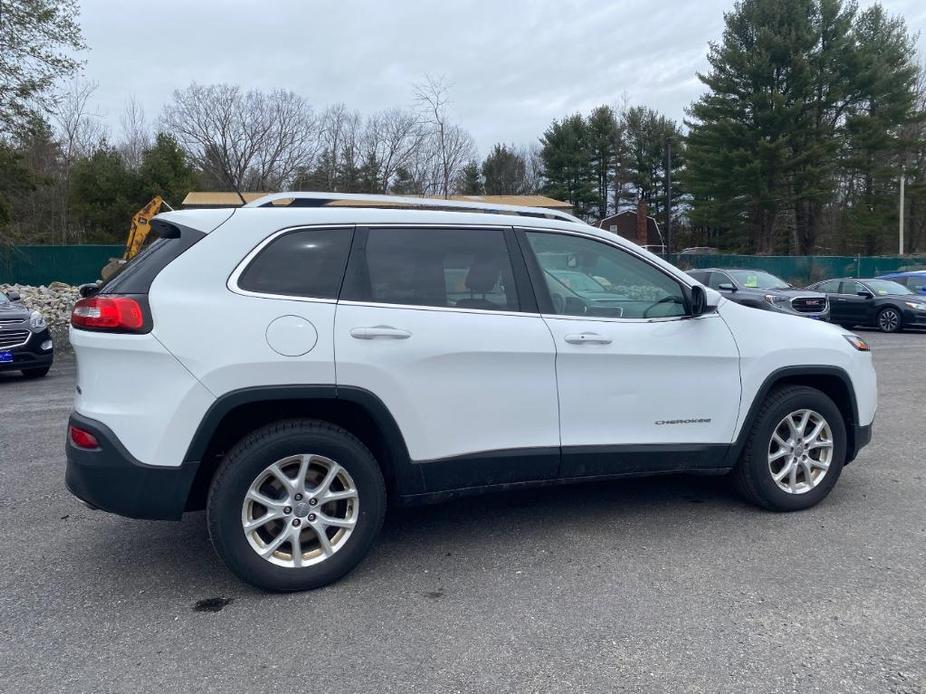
[857, 290, 873, 299]
[6, 290, 20, 302]
[717, 283, 735, 292]
[690, 285, 720, 316]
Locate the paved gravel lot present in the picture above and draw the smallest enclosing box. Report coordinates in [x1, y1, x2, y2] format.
[1, 331, 924, 693]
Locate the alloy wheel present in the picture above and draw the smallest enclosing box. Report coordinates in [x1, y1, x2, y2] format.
[767, 409, 833, 494]
[241, 454, 359, 567]
[878, 308, 900, 332]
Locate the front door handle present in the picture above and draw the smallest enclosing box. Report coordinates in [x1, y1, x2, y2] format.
[350, 326, 412, 340]
[564, 332, 612, 345]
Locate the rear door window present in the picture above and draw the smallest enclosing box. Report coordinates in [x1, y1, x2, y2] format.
[345, 227, 519, 312]
[238, 227, 353, 299]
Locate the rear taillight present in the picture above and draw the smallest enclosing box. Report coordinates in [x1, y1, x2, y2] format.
[69, 425, 100, 450]
[71, 296, 148, 333]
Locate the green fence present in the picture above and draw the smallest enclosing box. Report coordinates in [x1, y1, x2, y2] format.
[3, 244, 926, 288]
[664, 254, 926, 286]
[0, 245, 123, 286]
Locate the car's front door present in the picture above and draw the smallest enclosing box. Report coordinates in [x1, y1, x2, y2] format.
[335, 226, 560, 492]
[519, 229, 742, 478]
[835, 280, 873, 325]
[811, 279, 843, 322]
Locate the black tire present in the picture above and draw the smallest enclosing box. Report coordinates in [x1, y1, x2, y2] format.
[732, 385, 846, 512]
[207, 419, 386, 591]
[840, 324, 855, 330]
[877, 306, 902, 333]
[21, 366, 50, 378]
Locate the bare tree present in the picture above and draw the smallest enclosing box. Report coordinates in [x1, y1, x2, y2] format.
[162, 84, 318, 194]
[414, 75, 476, 197]
[52, 79, 105, 167]
[361, 107, 425, 193]
[118, 96, 150, 171]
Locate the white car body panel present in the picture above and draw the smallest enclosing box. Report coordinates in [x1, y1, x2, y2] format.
[70, 328, 214, 466]
[717, 300, 877, 432]
[543, 312, 741, 446]
[334, 302, 559, 461]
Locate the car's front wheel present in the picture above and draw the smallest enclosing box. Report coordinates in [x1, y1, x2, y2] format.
[877, 306, 902, 333]
[207, 419, 386, 591]
[733, 385, 846, 511]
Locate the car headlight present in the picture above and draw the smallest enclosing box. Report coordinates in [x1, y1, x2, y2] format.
[29, 311, 47, 330]
[904, 301, 926, 311]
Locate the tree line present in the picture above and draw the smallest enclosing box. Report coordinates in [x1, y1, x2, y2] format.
[1, 0, 925, 254]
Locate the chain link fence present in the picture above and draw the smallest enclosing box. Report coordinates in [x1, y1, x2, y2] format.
[664, 254, 926, 286]
[3, 244, 926, 288]
[0, 245, 123, 286]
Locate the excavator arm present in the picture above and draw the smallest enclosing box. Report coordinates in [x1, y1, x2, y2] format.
[99, 196, 167, 281]
[124, 196, 166, 260]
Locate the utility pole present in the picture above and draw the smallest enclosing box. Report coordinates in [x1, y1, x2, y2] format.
[899, 174, 905, 255]
[665, 138, 672, 253]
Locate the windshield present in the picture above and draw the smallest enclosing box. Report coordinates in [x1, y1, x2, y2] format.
[728, 270, 790, 290]
[548, 270, 608, 293]
[866, 279, 912, 296]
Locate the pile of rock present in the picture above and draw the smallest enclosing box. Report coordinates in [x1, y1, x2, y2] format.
[1, 282, 81, 349]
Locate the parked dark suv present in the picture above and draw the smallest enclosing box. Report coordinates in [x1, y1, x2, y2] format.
[0, 289, 54, 378]
[687, 268, 830, 320]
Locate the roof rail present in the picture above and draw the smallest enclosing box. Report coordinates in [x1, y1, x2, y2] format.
[242, 192, 582, 223]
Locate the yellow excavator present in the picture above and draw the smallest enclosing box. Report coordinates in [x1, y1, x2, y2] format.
[100, 196, 170, 281]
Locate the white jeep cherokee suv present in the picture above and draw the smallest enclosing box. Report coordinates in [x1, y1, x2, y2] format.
[66, 193, 877, 591]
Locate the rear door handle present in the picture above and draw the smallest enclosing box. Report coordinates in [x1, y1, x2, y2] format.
[564, 332, 612, 345]
[350, 326, 412, 340]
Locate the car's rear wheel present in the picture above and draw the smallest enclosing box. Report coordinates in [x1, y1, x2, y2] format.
[207, 419, 386, 591]
[21, 366, 50, 378]
[877, 306, 902, 332]
[733, 385, 846, 511]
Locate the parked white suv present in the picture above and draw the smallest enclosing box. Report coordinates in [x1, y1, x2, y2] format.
[66, 193, 877, 591]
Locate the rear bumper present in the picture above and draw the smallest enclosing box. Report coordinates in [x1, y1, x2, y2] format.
[0, 328, 54, 371]
[65, 412, 199, 520]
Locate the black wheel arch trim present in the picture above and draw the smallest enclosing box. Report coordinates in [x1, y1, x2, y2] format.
[728, 365, 866, 466]
[183, 384, 423, 495]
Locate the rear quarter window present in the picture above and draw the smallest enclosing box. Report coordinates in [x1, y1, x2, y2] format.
[237, 227, 353, 299]
[101, 222, 205, 295]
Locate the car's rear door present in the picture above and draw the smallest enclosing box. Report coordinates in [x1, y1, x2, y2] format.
[519, 228, 741, 478]
[334, 225, 560, 491]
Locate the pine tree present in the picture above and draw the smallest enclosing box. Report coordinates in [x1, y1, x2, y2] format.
[540, 114, 597, 219]
[482, 144, 527, 195]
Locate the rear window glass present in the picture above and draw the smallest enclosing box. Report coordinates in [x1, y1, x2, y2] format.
[238, 228, 353, 299]
[102, 230, 204, 295]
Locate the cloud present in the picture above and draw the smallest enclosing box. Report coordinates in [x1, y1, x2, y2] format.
[78, 0, 925, 155]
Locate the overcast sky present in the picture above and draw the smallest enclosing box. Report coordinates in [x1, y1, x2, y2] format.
[79, 0, 926, 154]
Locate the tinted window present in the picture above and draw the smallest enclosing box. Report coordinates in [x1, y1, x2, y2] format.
[525, 232, 686, 319]
[839, 281, 865, 295]
[707, 272, 732, 290]
[238, 228, 352, 299]
[356, 227, 518, 311]
[814, 279, 841, 293]
[904, 275, 926, 292]
[102, 223, 206, 295]
[687, 270, 707, 283]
